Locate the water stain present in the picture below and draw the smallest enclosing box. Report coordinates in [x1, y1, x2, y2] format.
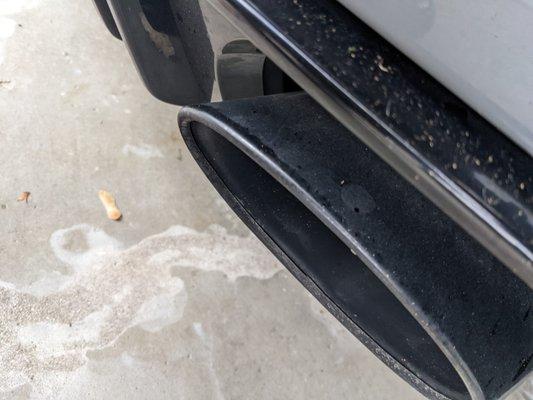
[0, 223, 281, 395]
[121, 143, 164, 159]
[340, 184, 376, 215]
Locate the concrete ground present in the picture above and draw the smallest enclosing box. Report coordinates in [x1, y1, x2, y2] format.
[0, 1, 529, 399]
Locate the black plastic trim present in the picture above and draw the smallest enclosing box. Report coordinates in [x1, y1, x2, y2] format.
[92, 0, 121, 39]
[105, 0, 212, 104]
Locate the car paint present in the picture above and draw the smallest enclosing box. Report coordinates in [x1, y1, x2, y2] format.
[338, 0, 533, 156]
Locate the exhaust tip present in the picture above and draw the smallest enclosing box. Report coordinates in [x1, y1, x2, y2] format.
[178, 93, 532, 400]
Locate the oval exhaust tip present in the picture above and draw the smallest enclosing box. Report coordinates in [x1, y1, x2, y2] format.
[178, 93, 532, 400]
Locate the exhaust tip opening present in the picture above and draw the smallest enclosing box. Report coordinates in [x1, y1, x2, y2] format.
[186, 119, 470, 400]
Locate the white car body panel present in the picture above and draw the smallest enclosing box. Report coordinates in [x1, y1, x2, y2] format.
[338, 0, 533, 156]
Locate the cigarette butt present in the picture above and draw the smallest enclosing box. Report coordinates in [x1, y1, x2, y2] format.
[98, 190, 122, 220]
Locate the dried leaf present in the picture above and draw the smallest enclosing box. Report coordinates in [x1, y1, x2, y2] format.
[17, 191, 30, 203]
